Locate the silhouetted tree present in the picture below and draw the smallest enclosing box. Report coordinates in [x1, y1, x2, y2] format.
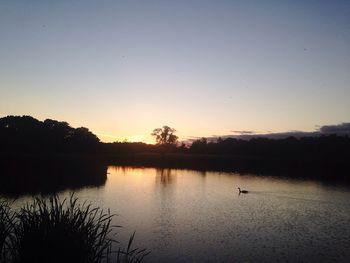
[71, 127, 100, 144]
[190, 137, 208, 153]
[0, 116, 99, 153]
[151, 126, 178, 145]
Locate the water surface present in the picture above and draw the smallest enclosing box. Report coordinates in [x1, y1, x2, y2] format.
[16, 167, 350, 262]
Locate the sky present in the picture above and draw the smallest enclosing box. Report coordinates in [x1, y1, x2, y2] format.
[1, 0, 349, 143]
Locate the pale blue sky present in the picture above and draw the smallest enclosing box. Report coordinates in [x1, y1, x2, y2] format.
[1, 0, 349, 142]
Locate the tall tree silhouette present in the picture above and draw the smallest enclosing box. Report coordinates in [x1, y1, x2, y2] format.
[151, 126, 178, 145]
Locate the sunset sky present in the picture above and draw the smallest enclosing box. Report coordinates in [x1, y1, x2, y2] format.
[1, 1, 349, 143]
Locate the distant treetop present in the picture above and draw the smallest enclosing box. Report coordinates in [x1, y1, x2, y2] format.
[151, 126, 178, 145]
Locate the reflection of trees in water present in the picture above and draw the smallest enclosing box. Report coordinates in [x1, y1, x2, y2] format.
[153, 168, 176, 249]
[156, 168, 175, 185]
[0, 159, 107, 196]
[199, 170, 207, 177]
[120, 166, 127, 175]
[155, 168, 207, 186]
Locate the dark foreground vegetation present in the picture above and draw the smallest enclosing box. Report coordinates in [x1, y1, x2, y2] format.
[0, 195, 149, 263]
[1, 115, 350, 196]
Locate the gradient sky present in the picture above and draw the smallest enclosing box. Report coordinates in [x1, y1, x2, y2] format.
[1, 0, 349, 143]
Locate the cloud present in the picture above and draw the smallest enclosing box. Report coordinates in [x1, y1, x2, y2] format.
[319, 123, 350, 134]
[213, 131, 318, 140]
[185, 122, 350, 143]
[184, 136, 201, 142]
[231, 130, 256, 135]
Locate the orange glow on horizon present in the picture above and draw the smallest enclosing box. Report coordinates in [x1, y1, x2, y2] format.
[95, 132, 155, 144]
[124, 135, 157, 144]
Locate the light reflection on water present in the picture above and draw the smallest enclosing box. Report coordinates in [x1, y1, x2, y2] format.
[15, 167, 350, 262]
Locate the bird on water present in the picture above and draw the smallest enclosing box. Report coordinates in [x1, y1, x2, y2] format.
[238, 187, 248, 194]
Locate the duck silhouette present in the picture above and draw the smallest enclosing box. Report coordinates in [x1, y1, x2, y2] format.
[238, 187, 248, 194]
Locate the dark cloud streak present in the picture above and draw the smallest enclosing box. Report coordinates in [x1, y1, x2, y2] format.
[319, 123, 350, 134]
[185, 122, 350, 143]
[231, 130, 256, 135]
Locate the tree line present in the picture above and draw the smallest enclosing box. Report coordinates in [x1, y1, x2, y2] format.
[1, 115, 350, 162]
[1, 115, 350, 186]
[189, 135, 350, 161]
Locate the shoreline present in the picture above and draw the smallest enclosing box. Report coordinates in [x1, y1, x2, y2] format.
[2, 151, 349, 177]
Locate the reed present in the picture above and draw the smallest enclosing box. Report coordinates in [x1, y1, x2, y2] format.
[0, 200, 15, 263]
[116, 231, 150, 263]
[0, 195, 149, 263]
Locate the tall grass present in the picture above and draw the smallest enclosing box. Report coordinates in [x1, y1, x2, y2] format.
[0, 200, 15, 262]
[116, 231, 150, 263]
[0, 195, 149, 263]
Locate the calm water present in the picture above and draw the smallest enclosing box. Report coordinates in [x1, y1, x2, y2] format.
[16, 167, 350, 262]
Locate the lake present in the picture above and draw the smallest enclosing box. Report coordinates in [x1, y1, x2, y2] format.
[14, 166, 350, 262]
